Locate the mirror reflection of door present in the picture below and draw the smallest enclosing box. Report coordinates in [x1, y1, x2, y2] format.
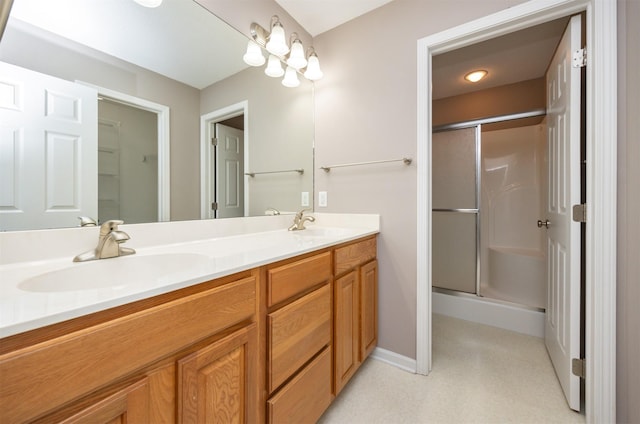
[98, 98, 158, 224]
[213, 120, 244, 219]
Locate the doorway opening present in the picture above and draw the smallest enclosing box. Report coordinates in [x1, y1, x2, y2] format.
[200, 101, 249, 219]
[416, 1, 617, 422]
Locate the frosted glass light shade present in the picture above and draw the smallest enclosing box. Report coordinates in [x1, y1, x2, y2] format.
[243, 41, 265, 66]
[133, 0, 162, 7]
[282, 66, 300, 87]
[265, 55, 284, 77]
[266, 24, 289, 56]
[287, 40, 307, 69]
[304, 54, 323, 81]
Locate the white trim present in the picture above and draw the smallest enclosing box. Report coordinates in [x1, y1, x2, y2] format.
[370, 347, 417, 374]
[416, 1, 617, 422]
[78, 82, 171, 222]
[199, 101, 249, 219]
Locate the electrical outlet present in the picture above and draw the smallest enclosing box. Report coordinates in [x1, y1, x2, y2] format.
[301, 191, 309, 207]
[318, 191, 328, 207]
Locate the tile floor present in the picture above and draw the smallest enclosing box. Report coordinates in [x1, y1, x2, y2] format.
[319, 314, 585, 423]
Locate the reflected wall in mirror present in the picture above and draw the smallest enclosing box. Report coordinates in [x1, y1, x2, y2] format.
[0, 0, 314, 231]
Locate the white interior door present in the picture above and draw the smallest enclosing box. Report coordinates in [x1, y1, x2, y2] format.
[0, 61, 97, 231]
[214, 123, 244, 219]
[544, 14, 582, 411]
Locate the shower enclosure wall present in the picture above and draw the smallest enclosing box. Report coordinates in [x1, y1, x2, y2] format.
[432, 118, 547, 310]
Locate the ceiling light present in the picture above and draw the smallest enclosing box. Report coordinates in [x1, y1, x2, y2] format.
[246, 15, 324, 87]
[304, 50, 323, 81]
[287, 35, 307, 70]
[133, 0, 163, 8]
[266, 17, 289, 56]
[464, 70, 488, 83]
[265, 55, 284, 77]
[243, 41, 265, 67]
[282, 66, 300, 87]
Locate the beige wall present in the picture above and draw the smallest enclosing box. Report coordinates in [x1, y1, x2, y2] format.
[312, 0, 527, 359]
[617, 0, 640, 422]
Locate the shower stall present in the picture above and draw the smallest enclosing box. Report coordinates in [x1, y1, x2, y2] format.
[432, 115, 547, 310]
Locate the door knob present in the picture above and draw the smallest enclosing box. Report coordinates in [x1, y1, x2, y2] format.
[537, 219, 550, 228]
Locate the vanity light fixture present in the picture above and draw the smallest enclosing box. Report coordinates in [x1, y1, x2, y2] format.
[132, 0, 163, 7]
[464, 69, 488, 83]
[242, 15, 323, 87]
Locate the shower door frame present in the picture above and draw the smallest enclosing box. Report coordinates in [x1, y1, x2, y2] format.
[432, 124, 482, 296]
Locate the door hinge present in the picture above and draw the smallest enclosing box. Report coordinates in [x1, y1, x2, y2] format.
[211, 137, 218, 146]
[572, 48, 586, 68]
[572, 358, 586, 379]
[211, 202, 218, 211]
[572, 204, 587, 223]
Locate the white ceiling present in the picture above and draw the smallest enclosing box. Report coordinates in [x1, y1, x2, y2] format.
[275, 0, 394, 36]
[8, 0, 249, 89]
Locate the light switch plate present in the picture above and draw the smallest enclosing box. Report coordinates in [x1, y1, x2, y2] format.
[318, 191, 327, 207]
[301, 191, 309, 207]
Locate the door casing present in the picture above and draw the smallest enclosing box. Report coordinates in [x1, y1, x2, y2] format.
[416, 1, 617, 422]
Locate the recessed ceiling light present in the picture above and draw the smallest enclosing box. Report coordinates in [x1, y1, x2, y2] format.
[464, 70, 488, 83]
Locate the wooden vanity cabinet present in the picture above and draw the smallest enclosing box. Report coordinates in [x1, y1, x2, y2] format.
[0, 272, 259, 424]
[333, 236, 378, 395]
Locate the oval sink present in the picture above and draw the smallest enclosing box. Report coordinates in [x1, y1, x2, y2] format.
[18, 253, 213, 293]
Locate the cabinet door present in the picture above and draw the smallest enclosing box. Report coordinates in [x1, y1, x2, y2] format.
[360, 260, 378, 361]
[178, 324, 257, 424]
[334, 270, 359, 394]
[42, 378, 150, 424]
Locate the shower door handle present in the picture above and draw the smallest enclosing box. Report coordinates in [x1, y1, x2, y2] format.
[537, 219, 550, 229]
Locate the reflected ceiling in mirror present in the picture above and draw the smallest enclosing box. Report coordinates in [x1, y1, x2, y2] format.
[0, 0, 314, 232]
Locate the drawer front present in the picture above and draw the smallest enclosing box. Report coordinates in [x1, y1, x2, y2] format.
[268, 251, 331, 307]
[0, 276, 256, 424]
[267, 347, 333, 424]
[334, 237, 377, 275]
[268, 284, 331, 393]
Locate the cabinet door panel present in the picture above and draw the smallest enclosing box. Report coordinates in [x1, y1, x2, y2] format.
[334, 270, 359, 394]
[178, 324, 257, 424]
[360, 260, 378, 361]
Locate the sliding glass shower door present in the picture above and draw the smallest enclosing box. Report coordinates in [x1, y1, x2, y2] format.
[432, 126, 480, 294]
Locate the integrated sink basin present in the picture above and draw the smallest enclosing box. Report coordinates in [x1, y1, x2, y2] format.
[18, 253, 213, 293]
[294, 227, 357, 238]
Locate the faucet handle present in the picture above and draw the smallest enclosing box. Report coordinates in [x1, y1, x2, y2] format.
[100, 220, 124, 235]
[296, 208, 311, 218]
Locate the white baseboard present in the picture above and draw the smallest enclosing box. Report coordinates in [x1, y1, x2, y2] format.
[432, 291, 545, 338]
[370, 347, 417, 373]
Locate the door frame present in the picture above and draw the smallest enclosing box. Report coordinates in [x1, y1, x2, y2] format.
[79, 82, 171, 222]
[200, 101, 249, 219]
[416, 0, 616, 422]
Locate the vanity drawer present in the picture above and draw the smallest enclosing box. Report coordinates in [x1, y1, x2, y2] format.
[267, 251, 331, 307]
[334, 237, 377, 275]
[268, 284, 331, 393]
[267, 346, 333, 424]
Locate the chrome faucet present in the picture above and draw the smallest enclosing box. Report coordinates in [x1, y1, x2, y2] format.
[288, 209, 315, 231]
[73, 220, 136, 262]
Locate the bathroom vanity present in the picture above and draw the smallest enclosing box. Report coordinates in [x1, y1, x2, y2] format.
[0, 214, 378, 423]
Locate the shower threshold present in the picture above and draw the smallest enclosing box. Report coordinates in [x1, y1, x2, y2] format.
[433, 286, 545, 313]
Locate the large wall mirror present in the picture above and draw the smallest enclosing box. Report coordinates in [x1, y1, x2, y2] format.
[0, 0, 314, 232]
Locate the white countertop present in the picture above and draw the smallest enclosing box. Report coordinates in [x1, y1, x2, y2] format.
[0, 214, 379, 338]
